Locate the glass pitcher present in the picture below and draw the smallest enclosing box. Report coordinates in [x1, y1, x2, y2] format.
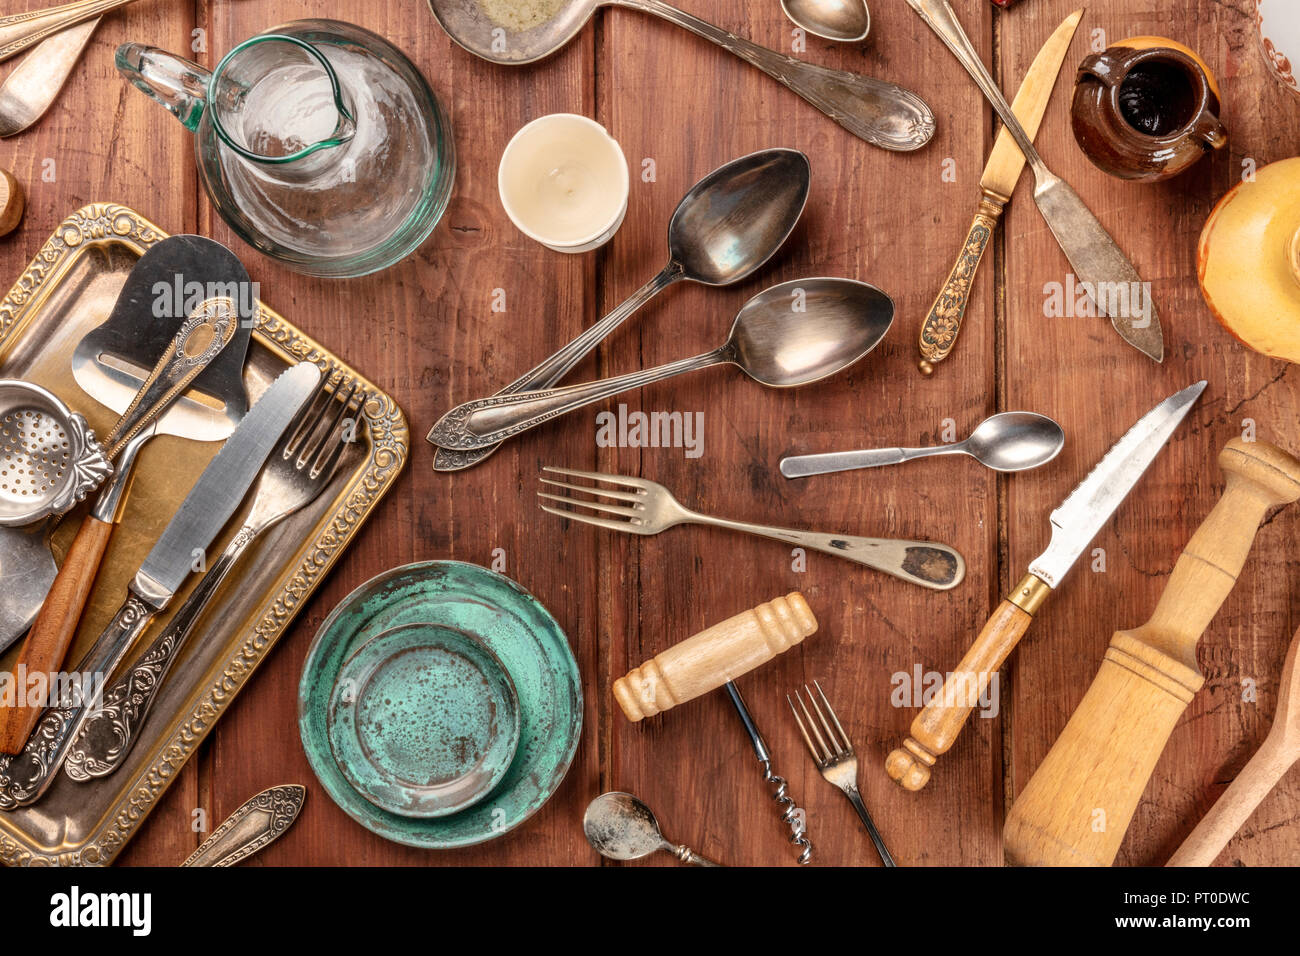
[117, 19, 455, 278]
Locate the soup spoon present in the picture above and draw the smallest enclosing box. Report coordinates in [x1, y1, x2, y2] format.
[584, 792, 721, 866]
[428, 277, 894, 451]
[781, 0, 870, 42]
[426, 0, 933, 151]
[780, 411, 1065, 477]
[431, 148, 811, 471]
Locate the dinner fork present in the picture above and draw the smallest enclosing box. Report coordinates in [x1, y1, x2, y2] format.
[789, 681, 896, 866]
[537, 467, 965, 590]
[62, 370, 363, 781]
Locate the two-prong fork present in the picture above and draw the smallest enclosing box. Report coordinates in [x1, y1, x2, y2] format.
[63, 369, 363, 781]
[537, 467, 965, 590]
[789, 681, 896, 866]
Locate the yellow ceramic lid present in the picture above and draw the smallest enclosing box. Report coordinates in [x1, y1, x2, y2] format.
[1197, 157, 1300, 362]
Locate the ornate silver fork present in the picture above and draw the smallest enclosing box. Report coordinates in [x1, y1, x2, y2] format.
[63, 371, 362, 781]
[537, 467, 965, 590]
[789, 680, 897, 866]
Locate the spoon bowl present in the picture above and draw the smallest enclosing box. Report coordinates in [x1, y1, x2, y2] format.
[781, 0, 870, 42]
[964, 412, 1064, 472]
[583, 791, 668, 861]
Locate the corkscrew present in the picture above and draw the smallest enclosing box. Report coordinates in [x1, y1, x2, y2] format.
[725, 680, 812, 864]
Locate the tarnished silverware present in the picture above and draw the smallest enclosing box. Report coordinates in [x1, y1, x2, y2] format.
[182, 785, 306, 867]
[65, 373, 360, 781]
[0, 0, 131, 62]
[789, 680, 895, 866]
[430, 148, 810, 472]
[906, 0, 1163, 362]
[538, 467, 965, 590]
[0, 18, 100, 137]
[584, 791, 722, 866]
[780, 0, 869, 42]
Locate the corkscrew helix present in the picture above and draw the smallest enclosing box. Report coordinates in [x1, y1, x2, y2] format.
[725, 680, 812, 865]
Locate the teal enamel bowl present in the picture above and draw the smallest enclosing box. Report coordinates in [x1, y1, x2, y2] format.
[299, 561, 582, 848]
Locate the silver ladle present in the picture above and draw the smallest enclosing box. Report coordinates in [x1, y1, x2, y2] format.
[426, 0, 934, 151]
[583, 791, 722, 866]
[780, 411, 1065, 478]
[780, 0, 870, 42]
[431, 148, 811, 471]
[428, 277, 895, 452]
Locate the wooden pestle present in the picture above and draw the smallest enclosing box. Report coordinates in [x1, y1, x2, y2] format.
[1003, 438, 1300, 866]
[614, 593, 817, 721]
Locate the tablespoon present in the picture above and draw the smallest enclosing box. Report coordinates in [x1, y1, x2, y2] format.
[0, 18, 100, 137]
[427, 277, 894, 452]
[584, 791, 722, 866]
[427, 0, 934, 151]
[780, 411, 1064, 477]
[430, 148, 811, 471]
[780, 0, 870, 42]
[0, 0, 130, 61]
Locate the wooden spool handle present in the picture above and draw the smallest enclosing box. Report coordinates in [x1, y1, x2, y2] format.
[0, 169, 24, 238]
[613, 593, 817, 721]
[1167, 623, 1300, 866]
[0, 515, 112, 753]
[1003, 438, 1300, 866]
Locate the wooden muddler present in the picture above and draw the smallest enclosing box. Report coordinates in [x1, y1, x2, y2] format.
[1003, 439, 1300, 866]
[614, 593, 817, 721]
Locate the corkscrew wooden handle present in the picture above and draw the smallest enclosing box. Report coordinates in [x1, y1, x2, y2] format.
[918, 195, 1002, 375]
[613, 593, 817, 721]
[1003, 438, 1300, 866]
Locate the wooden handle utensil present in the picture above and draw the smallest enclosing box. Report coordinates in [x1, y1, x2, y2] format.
[613, 593, 817, 721]
[1167, 622, 1300, 866]
[1003, 438, 1300, 866]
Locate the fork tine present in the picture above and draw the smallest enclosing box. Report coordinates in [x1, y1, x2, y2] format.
[787, 694, 821, 763]
[309, 384, 362, 480]
[536, 492, 640, 520]
[795, 688, 834, 762]
[539, 503, 644, 535]
[805, 683, 846, 756]
[305, 381, 359, 476]
[538, 476, 643, 503]
[281, 364, 331, 456]
[541, 466, 650, 490]
[814, 680, 852, 754]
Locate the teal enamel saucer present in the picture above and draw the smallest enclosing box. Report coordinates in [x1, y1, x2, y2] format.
[299, 561, 582, 848]
[327, 623, 521, 819]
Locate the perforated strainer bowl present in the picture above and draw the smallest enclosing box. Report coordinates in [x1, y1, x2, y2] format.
[0, 380, 111, 527]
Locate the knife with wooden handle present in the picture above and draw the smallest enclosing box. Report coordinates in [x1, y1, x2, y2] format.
[918, 8, 1082, 375]
[1004, 439, 1300, 866]
[885, 382, 1205, 791]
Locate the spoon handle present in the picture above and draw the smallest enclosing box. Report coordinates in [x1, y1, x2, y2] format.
[618, 0, 934, 152]
[430, 264, 680, 471]
[0, 0, 131, 63]
[780, 444, 958, 477]
[427, 347, 729, 450]
[668, 843, 723, 867]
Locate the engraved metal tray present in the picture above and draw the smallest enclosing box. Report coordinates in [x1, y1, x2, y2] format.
[0, 204, 408, 865]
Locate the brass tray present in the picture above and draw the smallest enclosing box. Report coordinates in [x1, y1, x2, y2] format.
[0, 204, 408, 865]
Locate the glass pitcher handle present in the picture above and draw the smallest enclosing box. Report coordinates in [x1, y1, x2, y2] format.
[115, 42, 211, 131]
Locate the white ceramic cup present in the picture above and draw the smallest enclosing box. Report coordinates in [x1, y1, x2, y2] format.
[498, 113, 630, 254]
[1256, 0, 1300, 98]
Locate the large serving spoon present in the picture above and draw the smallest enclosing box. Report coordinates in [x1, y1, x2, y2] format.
[781, 0, 870, 42]
[584, 791, 722, 866]
[427, 0, 933, 151]
[428, 277, 894, 452]
[780, 411, 1064, 477]
[431, 148, 811, 471]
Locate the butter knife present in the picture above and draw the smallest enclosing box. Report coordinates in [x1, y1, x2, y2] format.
[918, 9, 1082, 374]
[907, 0, 1164, 363]
[885, 381, 1205, 791]
[0, 362, 321, 809]
[182, 785, 306, 867]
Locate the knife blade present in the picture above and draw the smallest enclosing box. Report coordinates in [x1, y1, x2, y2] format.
[182, 785, 307, 867]
[918, 9, 1082, 374]
[0, 362, 321, 809]
[884, 381, 1206, 791]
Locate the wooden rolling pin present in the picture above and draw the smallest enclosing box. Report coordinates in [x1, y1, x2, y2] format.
[1003, 438, 1300, 866]
[614, 593, 817, 721]
[1167, 622, 1300, 866]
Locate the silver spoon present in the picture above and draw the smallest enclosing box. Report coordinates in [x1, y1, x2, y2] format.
[0, 18, 100, 138]
[427, 0, 933, 152]
[781, 0, 870, 42]
[584, 792, 722, 866]
[428, 277, 894, 452]
[780, 411, 1065, 478]
[430, 148, 811, 471]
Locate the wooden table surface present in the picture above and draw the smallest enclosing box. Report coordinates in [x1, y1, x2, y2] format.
[0, 0, 1296, 867]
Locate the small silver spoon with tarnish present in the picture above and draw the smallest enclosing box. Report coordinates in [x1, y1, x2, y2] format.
[584, 792, 722, 866]
[428, 277, 895, 453]
[430, 148, 811, 472]
[182, 785, 306, 867]
[780, 411, 1064, 477]
[781, 0, 870, 42]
